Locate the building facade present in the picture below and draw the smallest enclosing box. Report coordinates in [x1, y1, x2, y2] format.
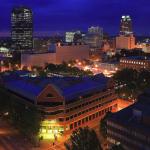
[11, 7, 33, 51]
[120, 56, 150, 70]
[84, 26, 103, 48]
[1, 72, 118, 139]
[120, 15, 133, 35]
[116, 34, 135, 50]
[107, 90, 150, 150]
[65, 32, 75, 43]
[21, 43, 90, 68]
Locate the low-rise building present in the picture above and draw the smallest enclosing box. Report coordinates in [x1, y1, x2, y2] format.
[1, 72, 117, 139]
[116, 34, 135, 50]
[107, 90, 150, 150]
[21, 43, 90, 68]
[119, 56, 150, 70]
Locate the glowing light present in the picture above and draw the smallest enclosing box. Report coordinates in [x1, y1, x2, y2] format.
[68, 64, 71, 67]
[39, 120, 64, 140]
[78, 62, 81, 65]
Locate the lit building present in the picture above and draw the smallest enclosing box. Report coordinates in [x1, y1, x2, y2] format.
[120, 15, 133, 35]
[65, 32, 75, 43]
[65, 31, 84, 43]
[11, 7, 33, 50]
[21, 43, 90, 68]
[107, 90, 150, 150]
[88, 26, 102, 34]
[116, 15, 135, 50]
[120, 56, 150, 70]
[116, 34, 135, 50]
[142, 43, 150, 53]
[1, 72, 117, 139]
[84, 26, 103, 48]
[33, 38, 51, 52]
[136, 39, 150, 53]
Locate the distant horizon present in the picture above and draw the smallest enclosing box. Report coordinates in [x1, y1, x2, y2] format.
[0, 31, 150, 38]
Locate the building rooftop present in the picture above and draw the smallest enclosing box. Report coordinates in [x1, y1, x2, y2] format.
[1, 71, 109, 103]
[122, 56, 150, 61]
[108, 98, 150, 136]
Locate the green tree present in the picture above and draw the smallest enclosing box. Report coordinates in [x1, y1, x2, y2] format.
[100, 112, 112, 138]
[0, 87, 43, 145]
[110, 144, 124, 150]
[64, 127, 102, 150]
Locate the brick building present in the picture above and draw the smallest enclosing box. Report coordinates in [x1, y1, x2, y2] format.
[119, 56, 150, 70]
[1, 71, 117, 139]
[107, 90, 150, 150]
[21, 43, 90, 68]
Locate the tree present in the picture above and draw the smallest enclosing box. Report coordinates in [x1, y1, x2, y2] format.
[113, 68, 150, 99]
[0, 87, 43, 145]
[110, 144, 124, 150]
[100, 112, 112, 138]
[64, 127, 102, 150]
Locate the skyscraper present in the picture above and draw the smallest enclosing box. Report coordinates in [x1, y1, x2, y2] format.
[120, 15, 132, 35]
[11, 7, 33, 51]
[84, 26, 103, 48]
[116, 15, 135, 50]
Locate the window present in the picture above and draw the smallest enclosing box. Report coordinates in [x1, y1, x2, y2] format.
[46, 93, 54, 98]
[70, 116, 73, 119]
[82, 118, 85, 124]
[89, 115, 92, 120]
[70, 124, 73, 129]
[74, 114, 77, 117]
[92, 114, 95, 119]
[99, 111, 101, 116]
[96, 112, 98, 117]
[86, 117, 88, 122]
[74, 122, 77, 128]
[78, 120, 81, 126]
[66, 117, 69, 121]
[59, 118, 64, 122]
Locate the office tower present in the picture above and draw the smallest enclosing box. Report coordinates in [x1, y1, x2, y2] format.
[116, 34, 135, 50]
[84, 26, 103, 48]
[88, 26, 102, 35]
[120, 15, 133, 35]
[65, 32, 75, 43]
[116, 15, 135, 50]
[11, 7, 33, 51]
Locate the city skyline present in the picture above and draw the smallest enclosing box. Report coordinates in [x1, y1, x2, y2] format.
[0, 0, 150, 37]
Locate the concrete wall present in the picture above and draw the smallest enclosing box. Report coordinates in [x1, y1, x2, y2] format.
[116, 35, 135, 49]
[56, 44, 90, 64]
[21, 53, 56, 68]
[21, 44, 90, 68]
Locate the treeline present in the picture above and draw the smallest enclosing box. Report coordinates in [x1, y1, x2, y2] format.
[113, 68, 150, 99]
[0, 87, 42, 145]
[45, 63, 93, 76]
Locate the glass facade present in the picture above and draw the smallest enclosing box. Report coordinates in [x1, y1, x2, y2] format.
[11, 7, 33, 50]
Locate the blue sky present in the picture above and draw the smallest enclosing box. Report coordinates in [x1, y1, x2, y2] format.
[0, 0, 150, 36]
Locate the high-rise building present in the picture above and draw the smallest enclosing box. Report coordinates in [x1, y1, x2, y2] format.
[84, 26, 103, 48]
[88, 26, 103, 35]
[65, 31, 84, 43]
[120, 15, 133, 35]
[11, 7, 33, 51]
[116, 34, 135, 50]
[116, 15, 135, 50]
[65, 32, 75, 43]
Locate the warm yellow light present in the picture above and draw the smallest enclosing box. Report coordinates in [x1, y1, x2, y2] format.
[39, 120, 64, 140]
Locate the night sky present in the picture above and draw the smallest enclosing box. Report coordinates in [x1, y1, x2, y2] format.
[0, 0, 150, 36]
